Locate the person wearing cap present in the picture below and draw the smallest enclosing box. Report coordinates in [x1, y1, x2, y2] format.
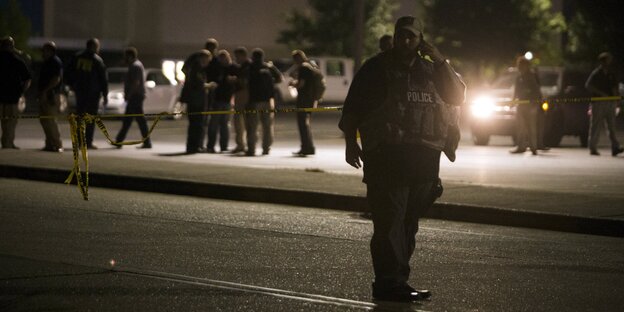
[340, 16, 465, 302]
[585, 52, 623, 156]
[0, 36, 31, 149]
[38, 41, 64, 152]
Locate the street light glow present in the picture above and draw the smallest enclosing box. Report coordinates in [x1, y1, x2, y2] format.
[524, 51, 534, 60]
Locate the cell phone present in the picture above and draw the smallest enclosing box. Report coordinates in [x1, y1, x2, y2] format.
[418, 37, 427, 54]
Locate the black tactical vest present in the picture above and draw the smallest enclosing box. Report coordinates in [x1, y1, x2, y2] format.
[359, 55, 451, 153]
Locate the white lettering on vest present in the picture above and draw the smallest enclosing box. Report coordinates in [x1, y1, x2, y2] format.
[406, 91, 433, 103]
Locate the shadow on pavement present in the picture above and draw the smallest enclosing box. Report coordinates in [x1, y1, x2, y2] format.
[157, 152, 193, 157]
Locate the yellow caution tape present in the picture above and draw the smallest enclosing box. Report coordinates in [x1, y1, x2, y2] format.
[4, 96, 623, 201]
[500, 95, 622, 106]
[64, 113, 89, 200]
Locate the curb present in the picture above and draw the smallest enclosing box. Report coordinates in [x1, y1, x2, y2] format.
[1, 164, 623, 238]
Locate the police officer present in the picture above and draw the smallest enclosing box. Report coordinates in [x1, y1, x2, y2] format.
[339, 16, 465, 302]
[67, 38, 108, 149]
[0, 36, 31, 149]
[586, 52, 623, 157]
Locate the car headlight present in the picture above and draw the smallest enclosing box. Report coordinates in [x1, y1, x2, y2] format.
[470, 96, 496, 118]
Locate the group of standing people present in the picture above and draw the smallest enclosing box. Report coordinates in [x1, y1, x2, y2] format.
[510, 52, 623, 157]
[0, 36, 69, 152]
[180, 38, 322, 156]
[0, 36, 147, 152]
[1, 36, 324, 155]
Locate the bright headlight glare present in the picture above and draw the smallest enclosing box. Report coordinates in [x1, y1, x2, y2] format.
[471, 96, 495, 118]
[288, 86, 298, 98]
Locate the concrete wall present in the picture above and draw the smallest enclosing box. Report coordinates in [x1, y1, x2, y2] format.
[40, 0, 422, 66]
[41, 0, 308, 65]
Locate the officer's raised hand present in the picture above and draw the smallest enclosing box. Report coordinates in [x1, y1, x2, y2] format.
[419, 39, 445, 64]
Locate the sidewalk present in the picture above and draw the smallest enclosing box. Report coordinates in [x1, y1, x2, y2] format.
[0, 146, 623, 237]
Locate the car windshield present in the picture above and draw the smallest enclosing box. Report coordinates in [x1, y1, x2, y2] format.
[108, 71, 127, 84]
[537, 72, 559, 87]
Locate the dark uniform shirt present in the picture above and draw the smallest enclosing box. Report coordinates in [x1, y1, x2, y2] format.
[215, 64, 236, 103]
[0, 50, 31, 104]
[296, 62, 315, 104]
[233, 60, 251, 93]
[248, 62, 282, 104]
[183, 63, 208, 112]
[67, 50, 108, 101]
[38, 55, 63, 94]
[340, 51, 464, 186]
[205, 58, 221, 83]
[586, 67, 618, 96]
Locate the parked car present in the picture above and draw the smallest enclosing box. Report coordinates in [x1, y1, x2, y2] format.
[468, 66, 591, 147]
[99, 67, 184, 119]
[271, 56, 354, 105]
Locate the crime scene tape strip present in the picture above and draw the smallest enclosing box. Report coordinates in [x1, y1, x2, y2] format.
[3, 95, 623, 201]
[61, 106, 343, 201]
[497, 95, 622, 106]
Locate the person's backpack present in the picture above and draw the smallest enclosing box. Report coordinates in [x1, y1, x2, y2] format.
[302, 62, 326, 101]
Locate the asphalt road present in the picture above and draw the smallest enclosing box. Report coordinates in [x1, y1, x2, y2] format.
[1, 178, 623, 311]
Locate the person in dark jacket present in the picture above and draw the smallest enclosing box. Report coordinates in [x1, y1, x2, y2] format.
[66, 38, 108, 149]
[181, 50, 216, 154]
[510, 57, 541, 155]
[38, 41, 64, 152]
[206, 50, 236, 153]
[339, 16, 465, 302]
[231, 47, 251, 154]
[114, 47, 151, 149]
[585, 52, 623, 156]
[290, 50, 319, 156]
[245, 48, 282, 156]
[0, 36, 31, 149]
